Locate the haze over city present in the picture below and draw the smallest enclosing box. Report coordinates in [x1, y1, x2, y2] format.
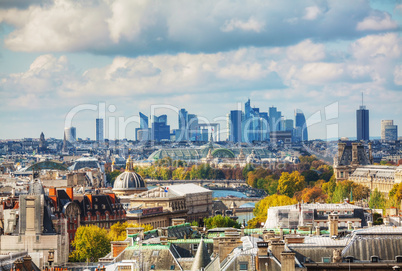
[0, 0, 401, 140]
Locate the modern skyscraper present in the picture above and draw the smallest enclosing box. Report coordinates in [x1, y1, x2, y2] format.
[136, 112, 150, 141]
[384, 124, 398, 141]
[282, 119, 294, 131]
[187, 114, 199, 141]
[381, 120, 393, 140]
[96, 118, 104, 142]
[139, 112, 148, 129]
[229, 110, 242, 142]
[356, 102, 369, 141]
[64, 127, 76, 142]
[152, 115, 170, 141]
[178, 109, 188, 131]
[269, 107, 282, 132]
[295, 109, 308, 142]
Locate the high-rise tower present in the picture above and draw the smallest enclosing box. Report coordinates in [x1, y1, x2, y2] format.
[356, 94, 369, 141]
[96, 118, 104, 142]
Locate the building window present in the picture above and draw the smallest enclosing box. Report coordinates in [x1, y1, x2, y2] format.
[239, 262, 248, 270]
[170, 265, 175, 270]
[150, 265, 155, 270]
[322, 257, 331, 263]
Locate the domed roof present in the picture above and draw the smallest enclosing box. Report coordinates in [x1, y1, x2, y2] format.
[113, 157, 146, 193]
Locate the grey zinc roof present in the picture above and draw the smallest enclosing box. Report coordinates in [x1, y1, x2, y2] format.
[342, 226, 402, 261]
[287, 236, 349, 248]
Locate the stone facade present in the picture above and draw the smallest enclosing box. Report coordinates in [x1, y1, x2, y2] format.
[334, 142, 372, 182]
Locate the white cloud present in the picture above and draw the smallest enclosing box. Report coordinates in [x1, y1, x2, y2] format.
[297, 62, 344, 85]
[350, 33, 400, 60]
[286, 39, 325, 62]
[0, 0, 395, 55]
[303, 6, 322, 20]
[221, 17, 265, 33]
[2, 0, 110, 52]
[394, 65, 402, 85]
[357, 12, 398, 31]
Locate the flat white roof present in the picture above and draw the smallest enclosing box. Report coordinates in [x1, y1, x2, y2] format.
[167, 183, 211, 196]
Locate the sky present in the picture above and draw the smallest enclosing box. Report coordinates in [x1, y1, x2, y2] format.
[0, 0, 401, 141]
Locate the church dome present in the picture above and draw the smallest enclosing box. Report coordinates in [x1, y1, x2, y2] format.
[113, 157, 147, 195]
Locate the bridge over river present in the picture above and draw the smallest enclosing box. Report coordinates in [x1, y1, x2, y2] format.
[145, 179, 247, 188]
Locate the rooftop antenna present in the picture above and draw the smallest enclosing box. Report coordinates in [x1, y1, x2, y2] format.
[362, 92, 363, 106]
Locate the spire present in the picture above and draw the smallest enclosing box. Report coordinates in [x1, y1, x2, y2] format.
[190, 237, 211, 271]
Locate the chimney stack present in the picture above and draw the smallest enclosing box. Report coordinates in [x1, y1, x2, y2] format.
[269, 240, 285, 260]
[328, 214, 339, 237]
[281, 251, 296, 271]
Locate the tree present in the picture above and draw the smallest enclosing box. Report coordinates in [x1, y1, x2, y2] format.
[277, 171, 306, 198]
[330, 180, 370, 203]
[69, 225, 111, 262]
[106, 170, 123, 185]
[204, 215, 241, 229]
[242, 164, 255, 178]
[322, 176, 336, 202]
[369, 189, 386, 210]
[389, 183, 402, 203]
[299, 186, 327, 203]
[109, 222, 154, 241]
[301, 170, 319, 184]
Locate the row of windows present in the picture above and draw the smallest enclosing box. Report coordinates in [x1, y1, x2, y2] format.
[318, 211, 353, 215]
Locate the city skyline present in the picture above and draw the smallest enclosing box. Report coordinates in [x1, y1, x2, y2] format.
[0, 1, 401, 140]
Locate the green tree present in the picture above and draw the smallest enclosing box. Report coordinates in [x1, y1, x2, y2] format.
[189, 165, 200, 180]
[277, 171, 306, 198]
[204, 215, 241, 229]
[69, 225, 111, 262]
[301, 170, 319, 184]
[106, 170, 122, 185]
[369, 189, 386, 210]
[321, 175, 336, 202]
[242, 164, 255, 178]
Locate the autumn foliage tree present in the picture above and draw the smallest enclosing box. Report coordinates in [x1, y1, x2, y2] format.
[277, 171, 306, 198]
[389, 183, 402, 203]
[247, 194, 296, 228]
[294, 186, 327, 203]
[108, 222, 154, 241]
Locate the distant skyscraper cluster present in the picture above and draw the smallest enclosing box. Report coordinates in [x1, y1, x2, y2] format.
[228, 99, 308, 143]
[84, 100, 308, 143]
